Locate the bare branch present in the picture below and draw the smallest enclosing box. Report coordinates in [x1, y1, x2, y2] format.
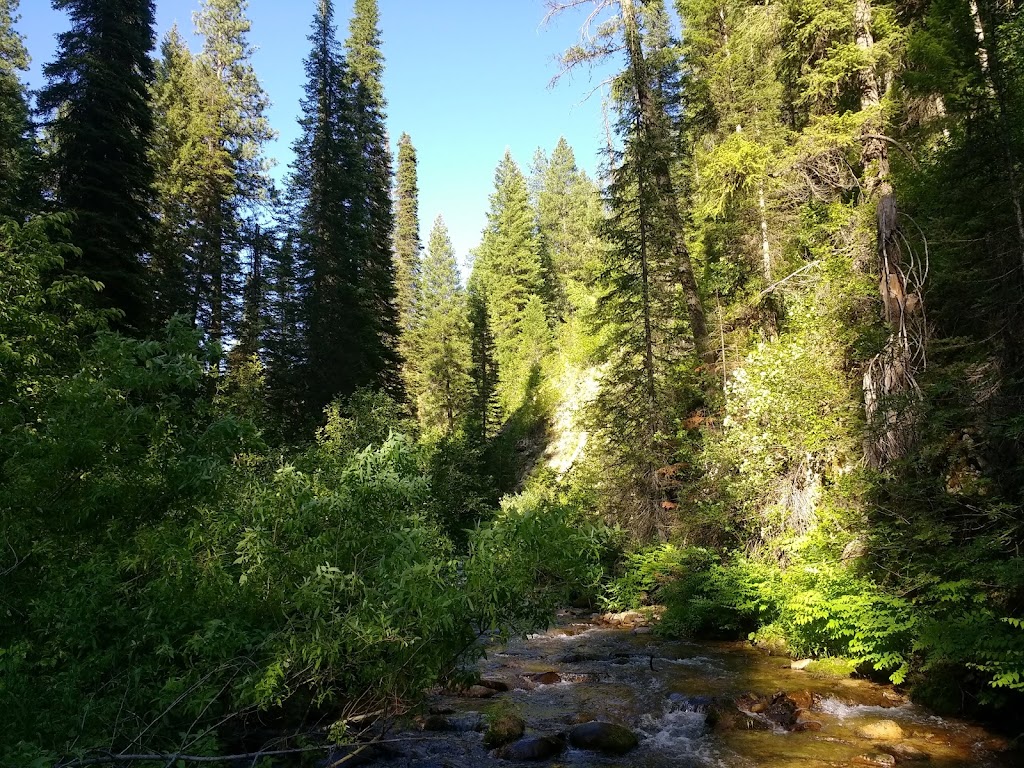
[755, 261, 822, 301]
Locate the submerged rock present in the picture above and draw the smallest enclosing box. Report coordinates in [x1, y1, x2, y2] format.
[884, 743, 930, 761]
[525, 671, 561, 685]
[479, 678, 511, 692]
[498, 735, 566, 761]
[706, 699, 772, 732]
[667, 693, 715, 713]
[416, 714, 452, 732]
[568, 721, 639, 755]
[735, 692, 800, 729]
[858, 720, 906, 741]
[853, 753, 897, 767]
[484, 712, 525, 748]
[461, 684, 498, 699]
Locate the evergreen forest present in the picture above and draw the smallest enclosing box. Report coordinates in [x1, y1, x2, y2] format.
[3, 0, 1024, 764]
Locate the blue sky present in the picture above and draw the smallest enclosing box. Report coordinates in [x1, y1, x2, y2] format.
[18, 0, 617, 268]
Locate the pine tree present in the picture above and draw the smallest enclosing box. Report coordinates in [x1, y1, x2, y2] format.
[288, 0, 361, 418]
[394, 132, 422, 390]
[412, 216, 473, 434]
[191, 0, 274, 364]
[38, 0, 157, 330]
[343, 0, 401, 396]
[150, 26, 203, 326]
[475, 150, 546, 414]
[533, 137, 603, 318]
[0, 0, 35, 220]
[550, 0, 713, 536]
[467, 270, 500, 441]
[264, 232, 307, 435]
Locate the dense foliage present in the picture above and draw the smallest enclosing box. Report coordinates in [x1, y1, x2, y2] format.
[5, 0, 1024, 760]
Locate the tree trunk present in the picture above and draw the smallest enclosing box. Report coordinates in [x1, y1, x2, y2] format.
[856, 0, 924, 467]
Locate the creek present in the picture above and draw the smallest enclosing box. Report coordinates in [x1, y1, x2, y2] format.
[350, 610, 1018, 768]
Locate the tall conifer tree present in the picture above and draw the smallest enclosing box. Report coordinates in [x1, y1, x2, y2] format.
[533, 137, 603, 318]
[411, 216, 473, 434]
[38, 0, 157, 329]
[344, 0, 401, 396]
[191, 0, 274, 363]
[474, 151, 546, 414]
[0, 0, 35, 220]
[394, 131, 422, 393]
[150, 26, 203, 326]
[289, 0, 357, 418]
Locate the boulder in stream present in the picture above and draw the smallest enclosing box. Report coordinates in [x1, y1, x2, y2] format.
[498, 734, 566, 761]
[484, 712, 525, 748]
[461, 685, 498, 699]
[857, 720, 906, 741]
[415, 714, 452, 732]
[525, 671, 561, 686]
[706, 699, 772, 732]
[568, 721, 639, 755]
[735, 691, 800, 729]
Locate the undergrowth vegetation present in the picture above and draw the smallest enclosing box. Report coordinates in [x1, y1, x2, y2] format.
[0, 219, 610, 764]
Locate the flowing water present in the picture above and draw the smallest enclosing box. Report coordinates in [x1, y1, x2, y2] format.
[356, 611, 1017, 767]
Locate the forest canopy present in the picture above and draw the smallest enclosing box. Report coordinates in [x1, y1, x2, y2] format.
[2, 0, 1024, 763]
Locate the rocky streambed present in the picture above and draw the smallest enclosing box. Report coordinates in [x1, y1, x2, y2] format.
[351, 610, 1018, 767]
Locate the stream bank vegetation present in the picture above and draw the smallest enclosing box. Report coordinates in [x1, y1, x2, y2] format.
[3, 0, 1024, 762]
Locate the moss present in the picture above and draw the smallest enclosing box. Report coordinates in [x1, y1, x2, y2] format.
[484, 703, 525, 748]
[751, 623, 790, 656]
[805, 657, 857, 678]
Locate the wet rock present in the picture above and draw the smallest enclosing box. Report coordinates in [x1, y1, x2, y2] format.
[449, 712, 486, 732]
[881, 690, 908, 707]
[884, 743, 930, 761]
[794, 709, 823, 731]
[568, 721, 639, 755]
[525, 671, 561, 685]
[498, 735, 566, 761]
[707, 700, 772, 732]
[416, 714, 452, 732]
[668, 693, 715, 713]
[428, 705, 455, 715]
[461, 684, 498, 698]
[857, 720, 906, 740]
[793, 720, 823, 732]
[763, 692, 799, 729]
[788, 690, 815, 710]
[736, 693, 767, 713]
[560, 672, 600, 684]
[601, 610, 647, 628]
[479, 678, 511, 692]
[633, 626, 654, 635]
[484, 712, 526, 748]
[557, 651, 588, 664]
[792, 659, 814, 670]
[853, 753, 897, 767]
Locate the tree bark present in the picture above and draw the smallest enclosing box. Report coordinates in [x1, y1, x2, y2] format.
[856, 0, 923, 467]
